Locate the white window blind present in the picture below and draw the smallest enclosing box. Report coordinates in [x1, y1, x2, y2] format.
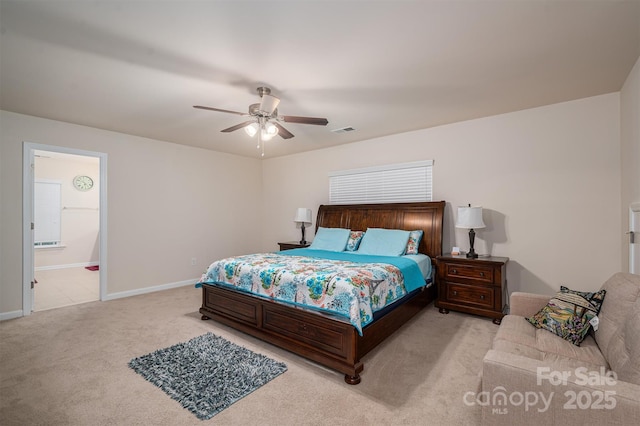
[329, 160, 433, 204]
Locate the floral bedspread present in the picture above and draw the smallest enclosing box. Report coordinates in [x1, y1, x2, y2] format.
[197, 251, 425, 335]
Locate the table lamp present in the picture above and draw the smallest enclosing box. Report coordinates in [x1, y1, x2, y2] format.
[294, 208, 312, 244]
[456, 205, 485, 258]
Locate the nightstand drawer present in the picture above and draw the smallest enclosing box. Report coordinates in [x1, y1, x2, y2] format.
[445, 263, 493, 283]
[447, 282, 494, 309]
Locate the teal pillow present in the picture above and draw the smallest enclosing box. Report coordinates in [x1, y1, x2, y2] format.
[526, 286, 606, 346]
[309, 227, 351, 252]
[357, 228, 411, 256]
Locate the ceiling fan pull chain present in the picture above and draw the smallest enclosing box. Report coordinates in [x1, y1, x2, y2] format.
[257, 131, 262, 153]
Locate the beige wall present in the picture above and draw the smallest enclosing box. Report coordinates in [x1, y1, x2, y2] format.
[0, 85, 631, 315]
[0, 111, 262, 314]
[34, 155, 100, 268]
[621, 56, 640, 272]
[261, 93, 621, 295]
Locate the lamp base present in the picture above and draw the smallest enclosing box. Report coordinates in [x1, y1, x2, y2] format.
[300, 223, 306, 245]
[466, 228, 479, 259]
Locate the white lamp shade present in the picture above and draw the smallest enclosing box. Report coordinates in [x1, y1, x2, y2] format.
[294, 208, 312, 224]
[261, 123, 279, 141]
[456, 206, 485, 229]
[244, 122, 258, 137]
[259, 94, 280, 115]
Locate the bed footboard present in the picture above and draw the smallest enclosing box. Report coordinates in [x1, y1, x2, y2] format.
[200, 283, 435, 384]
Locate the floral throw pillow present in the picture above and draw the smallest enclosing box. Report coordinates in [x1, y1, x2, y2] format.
[526, 286, 606, 346]
[405, 230, 424, 255]
[345, 231, 364, 251]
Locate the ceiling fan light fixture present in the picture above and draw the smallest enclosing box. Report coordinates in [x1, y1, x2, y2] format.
[259, 94, 280, 116]
[261, 122, 279, 141]
[244, 122, 258, 137]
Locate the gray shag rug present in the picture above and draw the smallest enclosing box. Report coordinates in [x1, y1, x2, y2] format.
[128, 332, 287, 420]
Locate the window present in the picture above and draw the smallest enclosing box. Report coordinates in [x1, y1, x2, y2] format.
[329, 160, 433, 204]
[34, 180, 62, 247]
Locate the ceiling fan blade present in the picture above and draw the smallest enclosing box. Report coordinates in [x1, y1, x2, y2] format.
[273, 122, 294, 139]
[221, 121, 256, 133]
[193, 105, 248, 116]
[281, 115, 328, 126]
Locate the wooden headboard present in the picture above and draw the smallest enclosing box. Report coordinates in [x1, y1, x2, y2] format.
[315, 201, 445, 259]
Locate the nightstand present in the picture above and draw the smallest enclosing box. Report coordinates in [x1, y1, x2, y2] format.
[435, 254, 509, 324]
[278, 241, 311, 251]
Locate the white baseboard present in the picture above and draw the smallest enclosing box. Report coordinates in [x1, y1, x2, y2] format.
[0, 310, 24, 321]
[35, 262, 99, 272]
[103, 278, 197, 301]
[1, 278, 197, 321]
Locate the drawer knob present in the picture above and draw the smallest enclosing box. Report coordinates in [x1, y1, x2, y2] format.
[452, 269, 458, 274]
[480, 295, 485, 300]
[480, 272, 485, 277]
[452, 290, 458, 296]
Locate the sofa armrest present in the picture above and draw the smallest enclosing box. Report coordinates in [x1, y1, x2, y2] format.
[481, 349, 640, 426]
[509, 292, 550, 317]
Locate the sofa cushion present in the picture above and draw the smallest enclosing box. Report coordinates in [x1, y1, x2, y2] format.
[493, 314, 538, 346]
[594, 273, 640, 385]
[526, 286, 606, 346]
[610, 297, 640, 384]
[494, 315, 608, 369]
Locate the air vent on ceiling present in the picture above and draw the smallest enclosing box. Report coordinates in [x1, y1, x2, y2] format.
[331, 126, 356, 134]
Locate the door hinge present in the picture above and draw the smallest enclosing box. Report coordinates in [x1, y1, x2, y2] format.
[31, 222, 34, 230]
[31, 281, 35, 289]
[630, 231, 635, 244]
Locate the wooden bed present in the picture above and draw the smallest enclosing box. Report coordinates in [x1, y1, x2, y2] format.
[199, 201, 445, 384]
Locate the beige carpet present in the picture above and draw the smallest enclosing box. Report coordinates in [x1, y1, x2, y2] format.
[0, 286, 498, 425]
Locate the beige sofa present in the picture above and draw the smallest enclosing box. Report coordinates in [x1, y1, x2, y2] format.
[481, 272, 640, 425]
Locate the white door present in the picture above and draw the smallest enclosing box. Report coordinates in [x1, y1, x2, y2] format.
[23, 149, 35, 314]
[631, 205, 640, 275]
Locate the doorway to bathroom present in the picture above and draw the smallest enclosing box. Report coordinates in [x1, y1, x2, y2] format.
[23, 143, 107, 314]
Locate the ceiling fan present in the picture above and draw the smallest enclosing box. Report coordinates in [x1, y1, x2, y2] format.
[194, 87, 328, 153]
